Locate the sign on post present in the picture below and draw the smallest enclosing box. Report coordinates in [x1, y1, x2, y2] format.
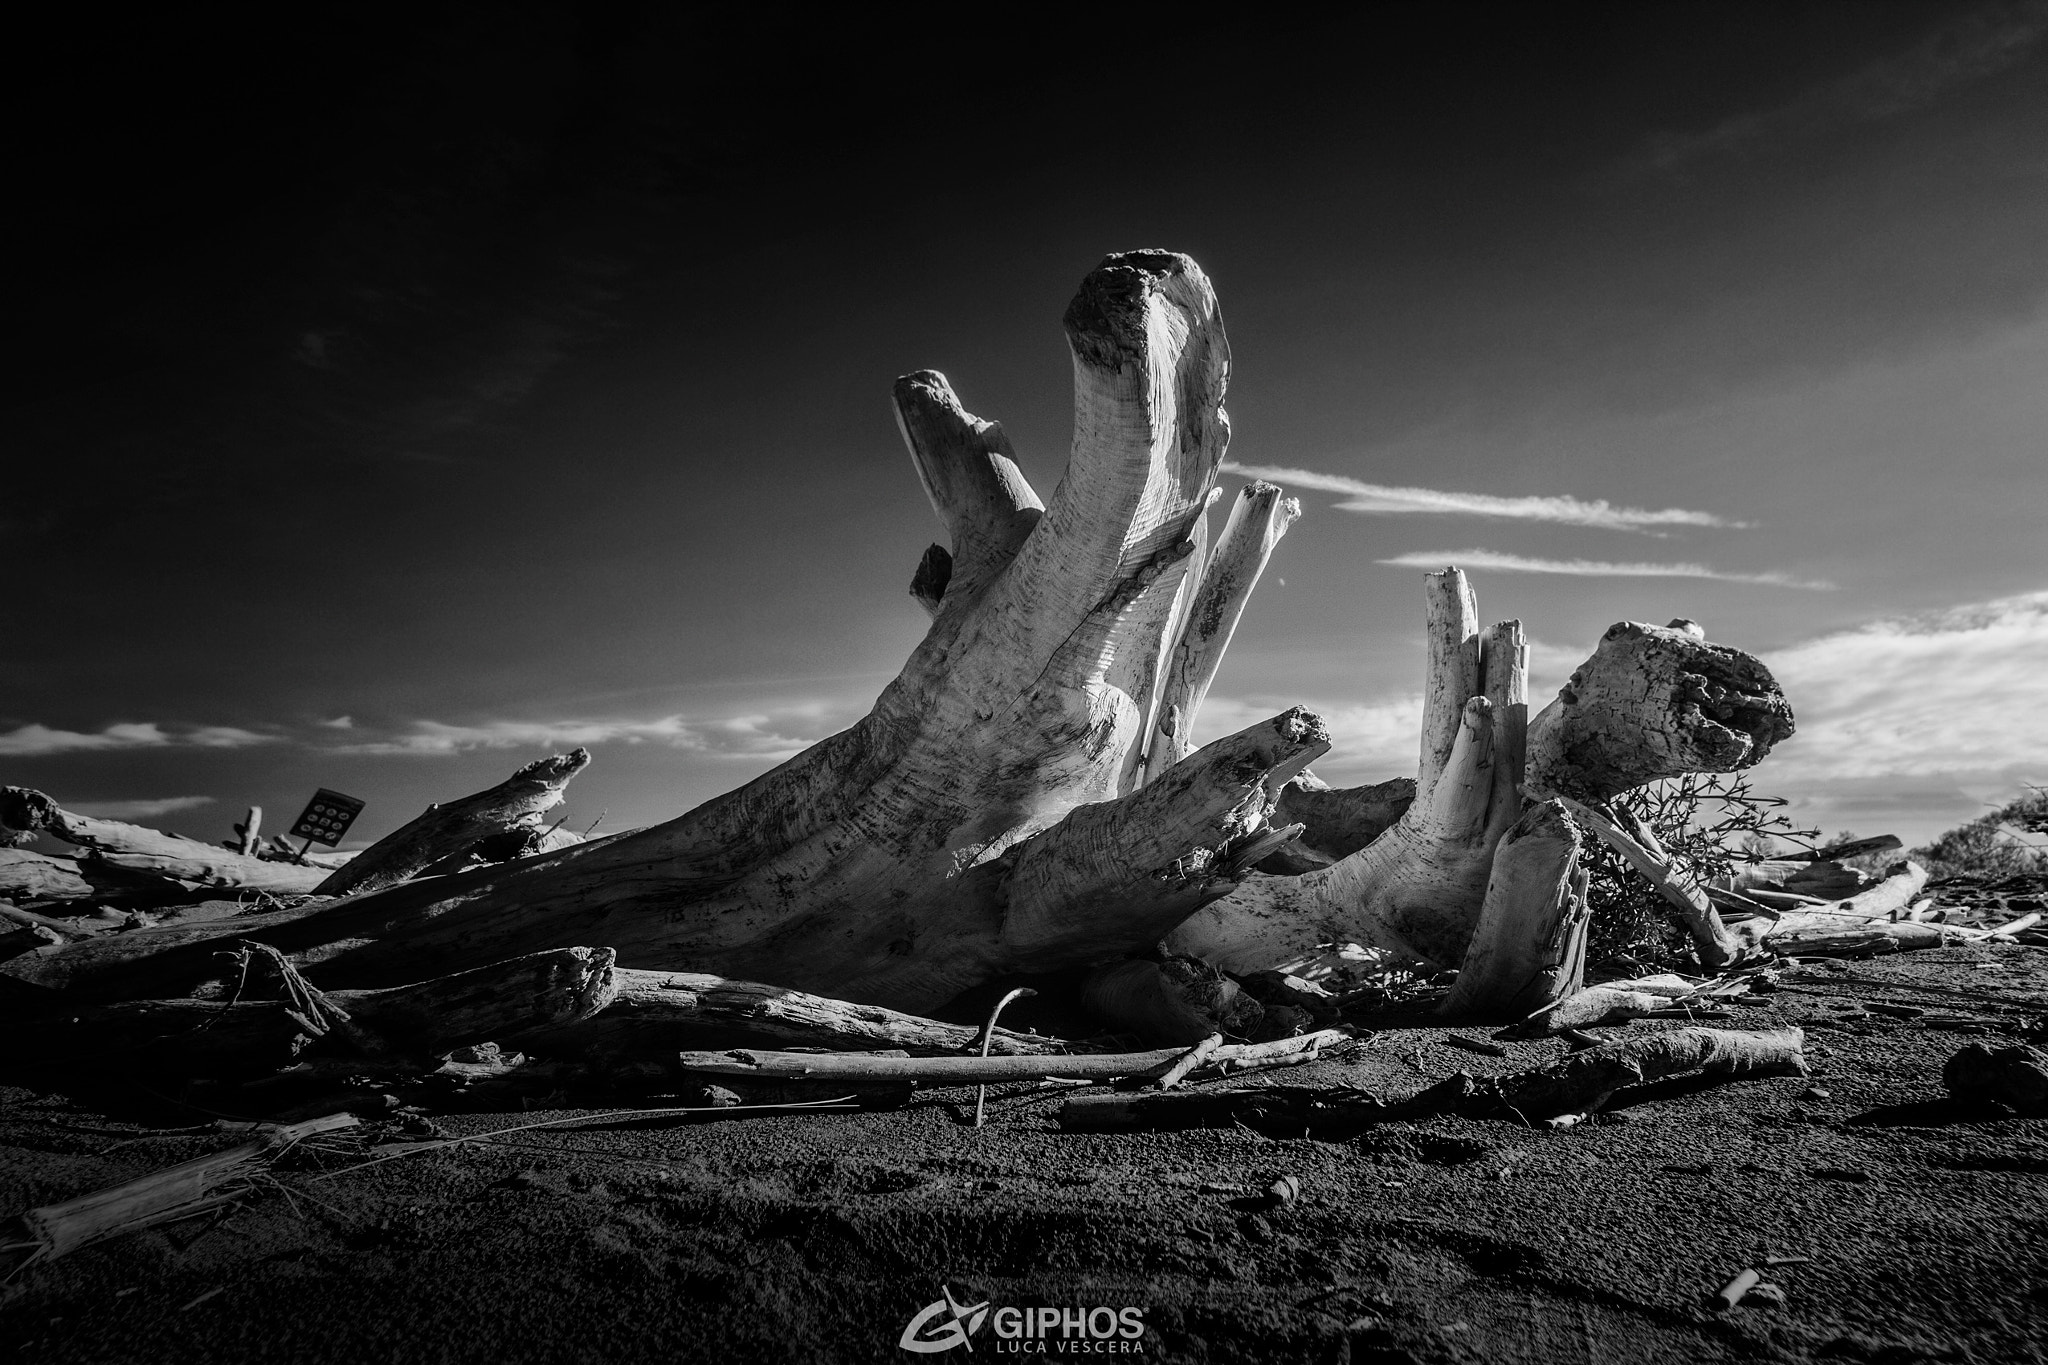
[290, 789, 366, 848]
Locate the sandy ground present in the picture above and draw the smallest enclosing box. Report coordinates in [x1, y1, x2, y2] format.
[3, 939, 2045, 1365]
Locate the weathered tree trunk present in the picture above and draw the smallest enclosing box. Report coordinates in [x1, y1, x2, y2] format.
[313, 749, 591, 897]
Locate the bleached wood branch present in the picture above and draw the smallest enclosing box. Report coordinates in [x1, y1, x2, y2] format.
[1145, 480, 1300, 774]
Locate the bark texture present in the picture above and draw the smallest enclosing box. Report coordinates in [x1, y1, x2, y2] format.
[45, 946, 616, 1072]
[1440, 801, 1590, 1020]
[1525, 621, 1794, 803]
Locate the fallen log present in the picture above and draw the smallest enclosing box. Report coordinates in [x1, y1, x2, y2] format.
[512, 967, 1065, 1058]
[1521, 974, 1706, 1033]
[42, 945, 617, 1073]
[1059, 1025, 1806, 1132]
[1725, 860, 1876, 899]
[313, 749, 592, 898]
[6, 792, 329, 896]
[10, 1111, 360, 1266]
[1767, 920, 1952, 957]
[677, 1029, 1349, 1087]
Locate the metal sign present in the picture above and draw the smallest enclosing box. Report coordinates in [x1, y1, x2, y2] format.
[289, 789, 366, 847]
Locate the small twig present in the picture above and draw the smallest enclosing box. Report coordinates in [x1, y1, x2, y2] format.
[974, 987, 1038, 1129]
[307, 1100, 858, 1182]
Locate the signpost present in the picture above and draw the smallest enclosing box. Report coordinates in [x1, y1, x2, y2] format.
[289, 788, 366, 862]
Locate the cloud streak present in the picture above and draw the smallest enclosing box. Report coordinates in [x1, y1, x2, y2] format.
[334, 705, 847, 763]
[1221, 462, 1743, 533]
[1375, 549, 1833, 590]
[0, 722, 274, 757]
[66, 796, 217, 820]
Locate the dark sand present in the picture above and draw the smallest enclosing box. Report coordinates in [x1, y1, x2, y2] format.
[4, 938, 2044, 1364]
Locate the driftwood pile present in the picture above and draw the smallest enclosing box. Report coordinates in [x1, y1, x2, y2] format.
[4, 250, 2039, 1271]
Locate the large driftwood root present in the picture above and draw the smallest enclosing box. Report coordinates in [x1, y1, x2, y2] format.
[6, 253, 1338, 1013]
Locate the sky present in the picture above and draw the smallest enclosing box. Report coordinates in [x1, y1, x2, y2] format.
[5, 3, 2046, 852]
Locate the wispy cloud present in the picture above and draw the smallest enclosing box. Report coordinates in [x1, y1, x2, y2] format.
[66, 796, 216, 821]
[1221, 462, 1743, 533]
[334, 705, 847, 762]
[1763, 590, 2048, 784]
[1633, 2, 2048, 174]
[0, 722, 274, 757]
[1743, 588, 2048, 843]
[1375, 549, 1834, 590]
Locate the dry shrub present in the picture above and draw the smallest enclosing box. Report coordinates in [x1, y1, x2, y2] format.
[1582, 771, 1816, 965]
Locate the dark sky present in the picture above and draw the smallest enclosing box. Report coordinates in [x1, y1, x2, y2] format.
[7, 3, 2047, 847]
